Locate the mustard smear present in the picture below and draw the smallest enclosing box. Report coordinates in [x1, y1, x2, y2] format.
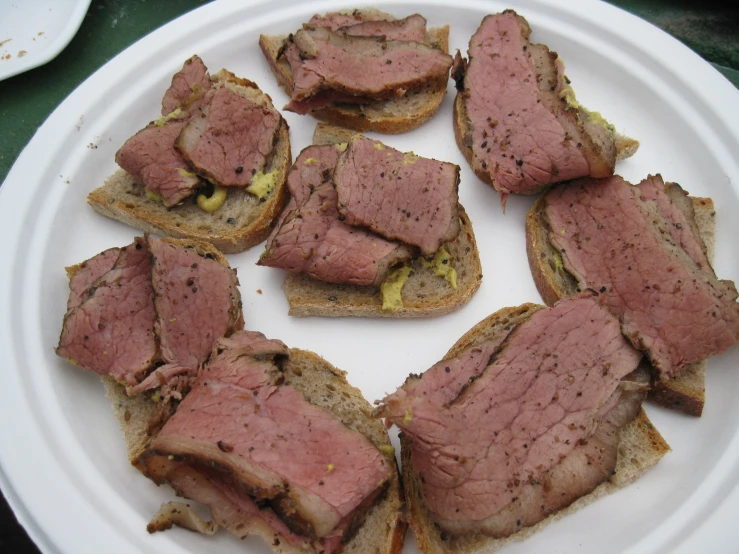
[197, 184, 228, 212]
[246, 170, 277, 199]
[381, 265, 413, 312]
[421, 246, 457, 289]
[154, 107, 182, 127]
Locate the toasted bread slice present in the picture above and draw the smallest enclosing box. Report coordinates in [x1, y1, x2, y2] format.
[88, 72, 291, 255]
[453, 93, 640, 197]
[102, 347, 405, 554]
[401, 303, 670, 553]
[280, 124, 482, 318]
[259, 10, 450, 134]
[526, 194, 716, 416]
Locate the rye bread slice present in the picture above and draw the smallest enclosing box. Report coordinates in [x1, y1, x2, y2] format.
[399, 303, 670, 553]
[259, 9, 450, 134]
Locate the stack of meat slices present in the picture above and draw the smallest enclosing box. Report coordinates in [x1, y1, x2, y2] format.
[138, 331, 398, 552]
[56, 235, 242, 431]
[260, 134, 459, 285]
[115, 55, 286, 207]
[377, 295, 669, 547]
[453, 10, 639, 207]
[260, 10, 454, 133]
[529, 174, 739, 415]
[257, 127, 482, 317]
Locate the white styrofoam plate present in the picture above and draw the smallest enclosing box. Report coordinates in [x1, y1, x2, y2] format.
[0, 0, 92, 81]
[1, 0, 738, 552]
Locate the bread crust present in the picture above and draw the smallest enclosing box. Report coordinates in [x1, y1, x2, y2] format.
[282, 206, 482, 318]
[88, 80, 291, 255]
[525, 192, 715, 416]
[399, 304, 670, 553]
[259, 19, 451, 134]
[102, 347, 406, 553]
[277, 124, 482, 318]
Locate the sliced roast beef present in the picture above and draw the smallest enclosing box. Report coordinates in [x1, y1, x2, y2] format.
[334, 136, 460, 255]
[336, 14, 427, 42]
[146, 464, 342, 553]
[377, 295, 643, 535]
[66, 247, 120, 310]
[287, 27, 452, 105]
[176, 86, 281, 188]
[637, 174, 712, 272]
[126, 363, 193, 395]
[286, 90, 375, 115]
[458, 11, 617, 201]
[462, 372, 646, 537]
[56, 237, 158, 386]
[281, 44, 375, 114]
[307, 11, 427, 42]
[307, 11, 393, 31]
[545, 176, 739, 378]
[141, 330, 393, 540]
[259, 145, 413, 286]
[215, 331, 288, 359]
[161, 55, 212, 116]
[148, 236, 242, 369]
[115, 120, 201, 207]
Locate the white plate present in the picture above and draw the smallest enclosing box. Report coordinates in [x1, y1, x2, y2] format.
[1, 0, 738, 552]
[0, 0, 92, 81]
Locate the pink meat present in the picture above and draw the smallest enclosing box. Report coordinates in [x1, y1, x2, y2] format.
[335, 14, 427, 42]
[66, 247, 120, 310]
[334, 136, 460, 255]
[176, 87, 281, 187]
[161, 55, 212, 116]
[289, 27, 452, 103]
[146, 331, 393, 539]
[115, 121, 201, 207]
[56, 237, 158, 385]
[637, 174, 712, 272]
[546, 176, 739, 378]
[307, 11, 392, 31]
[148, 236, 242, 369]
[259, 145, 412, 286]
[460, 11, 616, 199]
[378, 295, 642, 534]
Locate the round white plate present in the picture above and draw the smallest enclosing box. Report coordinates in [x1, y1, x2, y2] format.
[1, 0, 738, 552]
[0, 0, 92, 81]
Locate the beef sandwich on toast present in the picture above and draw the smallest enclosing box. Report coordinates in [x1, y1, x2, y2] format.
[88, 56, 291, 254]
[257, 124, 483, 317]
[260, 9, 453, 133]
[376, 295, 669, 553]
[452, 10, 639, 207]
[56, 237, 405, 554]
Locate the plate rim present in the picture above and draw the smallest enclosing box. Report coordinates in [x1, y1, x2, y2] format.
[1, 0, 739, 553]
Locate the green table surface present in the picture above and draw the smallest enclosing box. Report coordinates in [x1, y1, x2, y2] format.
[0, 0, 737, 552]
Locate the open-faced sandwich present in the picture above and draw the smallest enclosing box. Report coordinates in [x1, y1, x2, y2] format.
[88, 56, 291, 254]
[527, 174, 739, 416]
[376, 295, 669, 552]
[257, 124, 482, 317]
[56, 236, 405, 553]
[452, 10, 640, 207]
[260, 9, 453, 133]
